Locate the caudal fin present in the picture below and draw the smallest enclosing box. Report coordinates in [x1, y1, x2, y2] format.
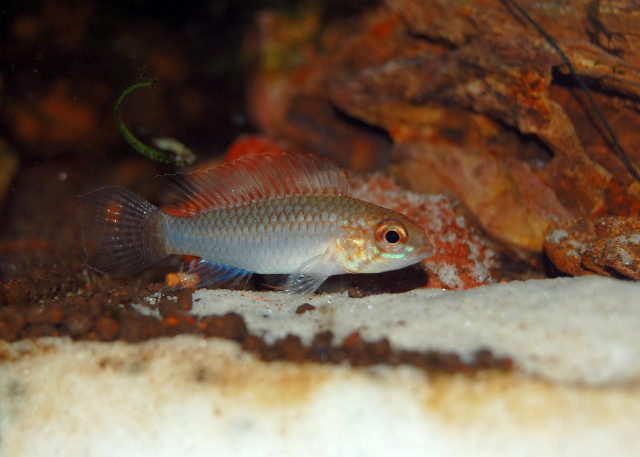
[81, 186, 166, 277]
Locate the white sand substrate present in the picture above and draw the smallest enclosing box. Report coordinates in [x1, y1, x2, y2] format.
[1, 276, 639, 456]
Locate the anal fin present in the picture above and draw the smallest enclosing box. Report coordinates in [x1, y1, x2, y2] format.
[187, 259, 252, 290]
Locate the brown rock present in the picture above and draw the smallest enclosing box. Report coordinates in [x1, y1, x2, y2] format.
[244, 0, 640, 260]
[545, 216, 640, 280]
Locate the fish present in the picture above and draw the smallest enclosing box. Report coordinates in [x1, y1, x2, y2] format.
[81, 152, 431, 294]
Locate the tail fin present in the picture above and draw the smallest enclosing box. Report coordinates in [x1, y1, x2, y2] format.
[81, 186, 166, 277]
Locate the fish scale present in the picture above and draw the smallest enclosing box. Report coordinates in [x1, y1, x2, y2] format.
[161, 195, 361, 274]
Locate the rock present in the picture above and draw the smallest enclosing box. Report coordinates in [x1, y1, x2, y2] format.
[243, 0, 640, 265]
[546, 216, 640, 280]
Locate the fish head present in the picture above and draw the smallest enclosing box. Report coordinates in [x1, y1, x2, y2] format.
[334, 210, 431, 274]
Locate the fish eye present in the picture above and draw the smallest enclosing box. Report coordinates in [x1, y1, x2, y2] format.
[385, 229, 400, 244]
[376, 220, 407, 248]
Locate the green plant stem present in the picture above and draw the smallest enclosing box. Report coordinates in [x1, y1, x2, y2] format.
[115, 80, 175, 165]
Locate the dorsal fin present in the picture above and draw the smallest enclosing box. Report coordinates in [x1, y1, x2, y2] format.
[161, 152, 349, 215]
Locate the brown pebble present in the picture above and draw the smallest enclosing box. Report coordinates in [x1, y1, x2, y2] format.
[342, 331, 361, 348]
[295, 303, 316, 314]
[65, 312, 93, 338]
[217, 312, 248, 341]
[309, 331, 334, 362]
[339, 333, 392, 367]
[200, 313, 248, 341]
[119, 313, 162, 342]
[0, 307, 27, 333]
[157, 293, 179, 318]
[25, 305, 48, 324]
[95, 316, 119, 341]
[176, 288, 193, 311]
[0, 327, 18, 342]
[47, 302, 65, 324]
[269, 334, 306, 362]
[242, 335, 268, 353]
[347, 287, 373, 298]
[0, 307, 27, 341]
[26, 322, 58, 337]
[311, 331, 333, 347]
[364, 339, 391, 360]
[86, 296, 103, 316]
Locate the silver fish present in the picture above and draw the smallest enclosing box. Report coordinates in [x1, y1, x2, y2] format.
[81, 152, 431, 294]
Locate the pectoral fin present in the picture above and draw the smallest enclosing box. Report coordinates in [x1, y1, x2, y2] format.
[284, 254, 334, 295]
[285, 273, 329, 295]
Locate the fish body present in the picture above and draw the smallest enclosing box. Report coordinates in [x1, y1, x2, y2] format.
[82, 153, 431, 294]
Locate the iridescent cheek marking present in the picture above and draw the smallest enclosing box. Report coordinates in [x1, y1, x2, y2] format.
[381, 252, 406, 260]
